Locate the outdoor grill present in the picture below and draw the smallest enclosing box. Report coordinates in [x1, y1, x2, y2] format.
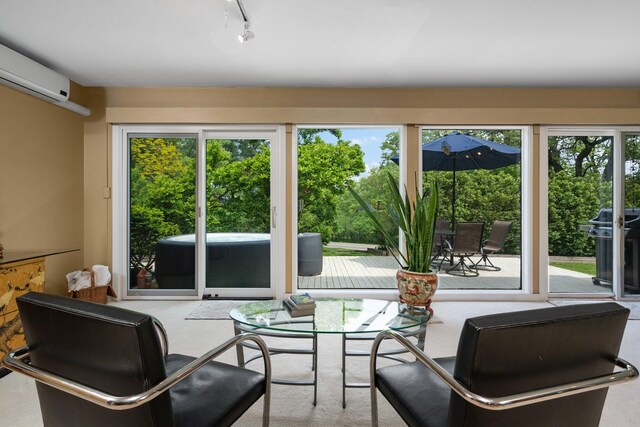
[586, 208, 640, 294]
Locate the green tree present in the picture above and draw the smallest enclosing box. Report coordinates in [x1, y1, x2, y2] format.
[380, 131, 399, 165]
[298, 139, 366, 242]
[548, 172, 600, 256]
[298, 129, 343, 145]
[335, 162, 399, 245]
[129, 137, 196, 273]
[129, 205, 180, 270]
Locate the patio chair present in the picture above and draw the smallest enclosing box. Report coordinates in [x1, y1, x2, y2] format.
[430, 219, 451, 263]
[370, 303, 638, 427]
[440, 221, 485, 277]
[2, 292, 271, 427]
[472, 220, 512, 271]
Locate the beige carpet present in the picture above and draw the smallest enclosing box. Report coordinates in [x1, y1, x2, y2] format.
[549, 300, 640, 320]
[186, 300, 263, 319]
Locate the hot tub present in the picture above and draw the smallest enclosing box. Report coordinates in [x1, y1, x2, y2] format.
[154, 232, 322, 289]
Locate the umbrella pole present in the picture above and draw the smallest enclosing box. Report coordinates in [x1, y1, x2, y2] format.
[452, 157, 456, 230]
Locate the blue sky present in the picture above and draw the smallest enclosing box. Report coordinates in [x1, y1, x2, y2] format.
[314, 127, 399, 178]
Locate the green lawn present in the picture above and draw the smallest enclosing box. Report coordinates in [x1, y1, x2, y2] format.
[322, 247, 375, 256]
[549, 261, 596, 276]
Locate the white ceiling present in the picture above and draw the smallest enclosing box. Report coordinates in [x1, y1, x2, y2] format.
[1, 0, 639, 88]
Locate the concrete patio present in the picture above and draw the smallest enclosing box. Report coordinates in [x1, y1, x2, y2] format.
[299, 254, 609, 293]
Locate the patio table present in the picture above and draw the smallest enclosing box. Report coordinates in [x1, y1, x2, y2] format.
[230, 298, 430, 407]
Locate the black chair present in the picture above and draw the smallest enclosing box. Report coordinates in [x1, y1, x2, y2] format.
[440, 221, 485, 276]
[430, 219, 451, 264]
[472, 220, 512, 271]
[370, 303, 638, 427]
[2, 292, 271, 427]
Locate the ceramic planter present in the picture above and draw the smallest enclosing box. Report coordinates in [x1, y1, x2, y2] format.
[396, 269, 438, 313]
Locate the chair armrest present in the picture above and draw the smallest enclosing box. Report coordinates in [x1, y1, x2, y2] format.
[370, 329, 638, 411]
[151, 316, 169, 356]
[2, 332, 271, 411]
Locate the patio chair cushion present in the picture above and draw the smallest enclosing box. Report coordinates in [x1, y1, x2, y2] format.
[165, 354, 266, 427]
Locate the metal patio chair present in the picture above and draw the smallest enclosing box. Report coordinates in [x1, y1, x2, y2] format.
[430, 219, 452, 264]
[441, 221, 485, 277]
[472, 220, 512, 271]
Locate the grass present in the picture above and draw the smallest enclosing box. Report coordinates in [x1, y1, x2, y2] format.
[322, 247, 376, 256]
[549, 261, 596, 276]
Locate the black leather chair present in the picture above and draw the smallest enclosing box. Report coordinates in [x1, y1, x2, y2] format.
[2, 292, 271, 427]
[370, 303, 638, 427]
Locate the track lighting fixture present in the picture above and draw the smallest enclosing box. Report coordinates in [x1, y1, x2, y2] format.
[238, 22, 255, 43]
[227, 0, 254, 43]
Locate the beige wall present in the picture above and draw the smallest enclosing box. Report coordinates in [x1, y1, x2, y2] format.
[0, 85, 85, 295]
[84, 87, 640, 294]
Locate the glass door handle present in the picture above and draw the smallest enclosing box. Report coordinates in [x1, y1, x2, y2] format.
[271, 206, 276, 229]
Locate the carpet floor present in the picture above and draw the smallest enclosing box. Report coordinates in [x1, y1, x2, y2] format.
[549, 299, 640, 320]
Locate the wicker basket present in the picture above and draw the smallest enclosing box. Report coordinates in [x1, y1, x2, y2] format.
[70, 269, 116, 304]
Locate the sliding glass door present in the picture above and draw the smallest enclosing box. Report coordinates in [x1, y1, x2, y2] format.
[203, 131, 278, 298]
[542, 128, 640, 300]
[546, 131, 614, 295]
[622, 132, 640, 298]
[118, 126, 284, 299]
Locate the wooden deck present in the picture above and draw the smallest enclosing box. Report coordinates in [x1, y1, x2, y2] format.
[298, 255, 607, 293]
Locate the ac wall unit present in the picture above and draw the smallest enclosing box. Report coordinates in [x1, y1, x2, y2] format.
[0, 44, 90, 116]
[0, 44, 69, 102]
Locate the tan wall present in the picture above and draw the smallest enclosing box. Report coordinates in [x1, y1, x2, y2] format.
[0, 85, 85, 295]
[84, 87, 640, 294]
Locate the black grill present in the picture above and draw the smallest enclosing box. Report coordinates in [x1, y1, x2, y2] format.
[586, 208, 640, 293]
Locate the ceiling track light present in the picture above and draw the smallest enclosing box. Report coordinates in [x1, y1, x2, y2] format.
[239, 22, 255, 43]
[227, 0, 254, 43]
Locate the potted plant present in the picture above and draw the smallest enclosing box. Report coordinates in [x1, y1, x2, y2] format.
[349, 172, 439, 312]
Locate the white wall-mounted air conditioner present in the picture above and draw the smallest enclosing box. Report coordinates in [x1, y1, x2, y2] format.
[0, 44, 90, 116]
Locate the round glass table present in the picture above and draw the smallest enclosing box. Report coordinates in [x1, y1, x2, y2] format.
[230, 298, 431, 407]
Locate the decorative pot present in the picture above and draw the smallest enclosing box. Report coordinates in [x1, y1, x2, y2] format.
[396, 269, 438, 313]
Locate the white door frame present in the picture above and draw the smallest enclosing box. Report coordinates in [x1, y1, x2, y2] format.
[112, 125, 286, 300]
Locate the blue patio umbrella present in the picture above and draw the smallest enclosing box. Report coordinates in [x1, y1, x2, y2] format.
[392, 131, 521, 226]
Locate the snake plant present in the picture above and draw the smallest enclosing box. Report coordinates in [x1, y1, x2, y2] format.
[348, 172, 439, 273]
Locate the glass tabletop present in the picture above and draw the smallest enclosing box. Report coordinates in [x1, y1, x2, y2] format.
[229, 298, 431, 334]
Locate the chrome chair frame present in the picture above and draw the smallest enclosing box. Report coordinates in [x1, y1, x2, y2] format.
[369, 329, 638, 427]
[342, 323, 427, 408]
[2, 328, 272, 427]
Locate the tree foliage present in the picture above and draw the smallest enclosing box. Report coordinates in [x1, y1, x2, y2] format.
[297, 133, 366, 242]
